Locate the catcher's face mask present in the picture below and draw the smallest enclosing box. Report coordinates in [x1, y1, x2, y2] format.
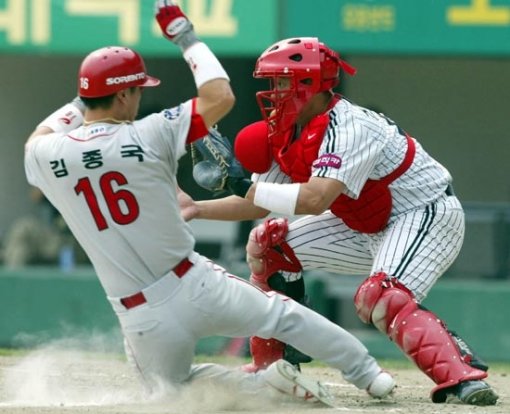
[254, 37, 356, 141]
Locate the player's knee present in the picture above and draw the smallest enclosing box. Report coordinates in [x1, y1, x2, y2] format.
[354, 272, 417, 334]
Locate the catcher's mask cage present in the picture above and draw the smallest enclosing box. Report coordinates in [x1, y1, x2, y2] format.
[253, 37, 356, 141]
[78, 46, 160, 98]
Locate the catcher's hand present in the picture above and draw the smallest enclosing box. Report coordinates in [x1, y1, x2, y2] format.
[191, 128, 247, 196]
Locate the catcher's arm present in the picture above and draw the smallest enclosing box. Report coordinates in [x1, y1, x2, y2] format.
[195, 196, 269, 221]
[178, 184, 268, 222]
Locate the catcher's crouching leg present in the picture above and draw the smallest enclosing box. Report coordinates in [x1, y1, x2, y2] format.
[242, 218, 311, 373]
[354, 272, 498, 405]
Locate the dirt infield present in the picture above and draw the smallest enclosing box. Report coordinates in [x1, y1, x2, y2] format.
[0, 348, 507, 414]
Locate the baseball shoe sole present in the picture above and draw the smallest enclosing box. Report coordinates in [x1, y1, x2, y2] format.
[450, 380, 499, 406]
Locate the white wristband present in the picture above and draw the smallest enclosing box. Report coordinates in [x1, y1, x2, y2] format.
[183, 42, 229, 88]
[254, 182, 300, 216]
[38, 102, 84, 134]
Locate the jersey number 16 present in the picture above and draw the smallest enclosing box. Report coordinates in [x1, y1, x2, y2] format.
[75, 171, 140, 231]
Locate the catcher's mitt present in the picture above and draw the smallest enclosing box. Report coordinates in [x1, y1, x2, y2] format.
[191, 127, 246, 195]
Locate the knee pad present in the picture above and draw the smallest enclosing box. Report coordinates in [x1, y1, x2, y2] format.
[354, 272, 417, 333]
[247, 218, 301, 291]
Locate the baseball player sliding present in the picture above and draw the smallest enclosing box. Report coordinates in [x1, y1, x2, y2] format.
[181, 37, 499, 406]
[23, 1, 395, 405]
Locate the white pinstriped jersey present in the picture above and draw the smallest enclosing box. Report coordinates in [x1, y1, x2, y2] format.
[253, 98, 452, 217]
[251, 98, 463, 302]
[25, 101, 196, 297]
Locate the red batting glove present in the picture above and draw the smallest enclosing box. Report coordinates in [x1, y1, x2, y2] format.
[155, 0, 194, 43]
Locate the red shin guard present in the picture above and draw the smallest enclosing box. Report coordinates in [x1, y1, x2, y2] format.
[355, 272, 487, 402]
[390, 306, 487, 402]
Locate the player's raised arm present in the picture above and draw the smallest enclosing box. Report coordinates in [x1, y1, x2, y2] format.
[155, 0, 234, 129]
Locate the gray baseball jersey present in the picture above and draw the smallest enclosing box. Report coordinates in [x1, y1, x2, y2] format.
[253, 98, 463, 302]
[24, 99, 388, 393]
[26, 102, 195, 297]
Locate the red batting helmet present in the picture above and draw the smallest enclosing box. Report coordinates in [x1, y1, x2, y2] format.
[78, 46, 160, 98]
[253, 37, 356, 139]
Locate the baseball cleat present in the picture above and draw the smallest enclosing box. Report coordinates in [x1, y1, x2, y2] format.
[366, 371, 396, 399]
[262, 359, 336, 407]
[448, 380, 499, 406]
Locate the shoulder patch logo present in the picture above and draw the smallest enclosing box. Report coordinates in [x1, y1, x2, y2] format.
[313, 154, 342, 169]
[163, 105, 183, 120]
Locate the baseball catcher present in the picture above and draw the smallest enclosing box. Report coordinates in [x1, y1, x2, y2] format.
[182, 35, 499, 406]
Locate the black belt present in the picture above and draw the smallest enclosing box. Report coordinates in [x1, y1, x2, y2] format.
[445, 184, 454, 196]
[120, 257, 193, 309]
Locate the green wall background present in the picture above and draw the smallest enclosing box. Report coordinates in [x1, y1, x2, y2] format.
[1, 0, 508, 55]
[0, 267, 508, 362]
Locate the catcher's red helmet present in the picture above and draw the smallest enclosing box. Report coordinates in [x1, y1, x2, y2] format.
[78, 46, 160, 98]
[253, 37, 356, 139]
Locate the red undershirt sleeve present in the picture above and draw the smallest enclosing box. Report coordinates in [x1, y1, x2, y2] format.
[186, 98, 209, 144]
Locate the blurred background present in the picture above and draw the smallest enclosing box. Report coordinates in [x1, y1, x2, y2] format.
[0, 0, 508, 360]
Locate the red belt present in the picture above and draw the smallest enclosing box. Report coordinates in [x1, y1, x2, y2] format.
[120, 258, 193, 309]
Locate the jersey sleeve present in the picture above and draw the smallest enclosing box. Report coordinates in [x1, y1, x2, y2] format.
[24, 135, 52, 189]
[24, 141, 40, 187]
[135, 100, 196, 164]
[251, 161, 292, 184]
[312, 107, 385, 199]
[23, 133, 64, 205]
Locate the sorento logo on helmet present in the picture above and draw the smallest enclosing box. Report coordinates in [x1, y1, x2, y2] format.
[106, 72, 147, 85]
[78, 46, 160, 98]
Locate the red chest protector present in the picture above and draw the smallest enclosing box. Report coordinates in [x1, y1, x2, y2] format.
[331, 136, 415, 233]
[273, 113, 331, 182]
[272, 111, 416, 234]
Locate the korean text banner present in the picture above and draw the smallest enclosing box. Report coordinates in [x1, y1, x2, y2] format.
[0, 0, 277, 56]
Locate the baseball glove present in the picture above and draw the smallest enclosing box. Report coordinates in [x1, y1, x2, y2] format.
[191, 127, 246, 196]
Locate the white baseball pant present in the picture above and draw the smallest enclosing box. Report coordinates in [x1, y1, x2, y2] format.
[108, 252, 383, 393]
